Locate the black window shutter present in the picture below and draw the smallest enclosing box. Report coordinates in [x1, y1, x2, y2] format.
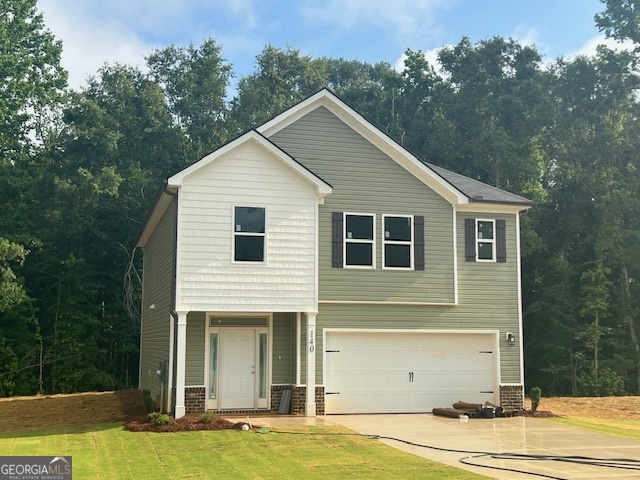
[496, 219, 507, 263]
[332, 212, 343, 268]
[414, 216, 425, 270]
[464, 218, 476, 262]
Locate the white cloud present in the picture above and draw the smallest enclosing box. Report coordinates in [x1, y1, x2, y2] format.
[393, 45, 451, 79]
[37, 0, 260, 91]
[511, 25, 544, 49]
[37, 0, 155, 90]
[570, 34, 635, 58]
[302, 0, 456, 39]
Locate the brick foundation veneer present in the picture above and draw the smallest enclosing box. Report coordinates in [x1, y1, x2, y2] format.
[184, 387, 206, 414]
[183, 385, 325, 415]
[271, 385, 324, 415]
[500, 385, 524, 410]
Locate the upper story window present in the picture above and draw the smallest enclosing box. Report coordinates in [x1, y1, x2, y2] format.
[234, 206, 265, 262]
[383, 215, 413, 269]
[344, 213, 375, 268]
[465, 218, 506, 263]
[476, 219, 495, 262]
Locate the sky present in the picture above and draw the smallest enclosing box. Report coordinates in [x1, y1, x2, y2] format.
[36, 0, 624, 92]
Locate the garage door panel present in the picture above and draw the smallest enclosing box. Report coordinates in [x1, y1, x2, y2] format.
[325, 331, 498, 414]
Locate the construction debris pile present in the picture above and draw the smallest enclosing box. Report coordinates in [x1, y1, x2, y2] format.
[432, 401, 518, 419]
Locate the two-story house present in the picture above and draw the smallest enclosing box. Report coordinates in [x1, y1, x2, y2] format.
[135, 89, 533, 418]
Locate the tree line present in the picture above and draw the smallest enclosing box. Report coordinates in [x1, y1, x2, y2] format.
[1, 0, 639, 397]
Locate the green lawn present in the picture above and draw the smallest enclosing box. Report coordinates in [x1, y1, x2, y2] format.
[0, 423, 488, 479]
[549, 417, 640, 440]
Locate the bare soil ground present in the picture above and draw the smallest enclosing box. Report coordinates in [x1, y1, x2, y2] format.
[0, 390, 147, 432]
[2, 392, 640, 433]
[524, 396, 640, 421]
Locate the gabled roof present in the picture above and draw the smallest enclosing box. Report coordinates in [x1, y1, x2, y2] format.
[258, 89, 469, 206]
[426, 163, 534, 206]
[168, 130, 332, 197]
[136, 130, 332, 248]
[137, 89, 533, 248]
[257, 88, 532, 208]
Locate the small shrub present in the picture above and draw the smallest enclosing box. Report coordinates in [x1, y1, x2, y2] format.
[142, 389, 154, 413]
[148, 412, 173, 425]
[530, 386, 542, 412]
[577, 368, 624, 396]
[199, 412, 216, 423]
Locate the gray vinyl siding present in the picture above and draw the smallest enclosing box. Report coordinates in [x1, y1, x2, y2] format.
[272, 312, 295, 384]
[139, 198, 176, 409]
[314, 212, 521, 384]
[186, 312, 205, 386]
[269, 106, 455, 303]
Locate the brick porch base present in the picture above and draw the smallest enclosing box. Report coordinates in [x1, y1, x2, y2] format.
[183, 385, 325, 415]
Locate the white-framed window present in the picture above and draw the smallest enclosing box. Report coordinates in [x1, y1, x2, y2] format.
[233, 206, 266, 262]
[382, 215, 413, 269]
[476, 219, 495, 262]
[344, 213, 375, 268]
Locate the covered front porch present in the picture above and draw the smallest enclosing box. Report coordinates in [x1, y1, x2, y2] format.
[172, 311, 320, 418]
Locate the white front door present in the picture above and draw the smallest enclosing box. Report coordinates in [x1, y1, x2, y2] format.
[220, 329, 256, 409]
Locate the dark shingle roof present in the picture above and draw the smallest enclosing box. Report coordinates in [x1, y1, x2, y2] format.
[426, 163, 534, 206]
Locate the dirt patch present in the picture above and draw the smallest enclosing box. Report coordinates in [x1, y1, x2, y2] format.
[524, 396, 640, 421]
[124, 415, 257, 433]
[0, 390, 147, 432]
[3, 392, 639, 433]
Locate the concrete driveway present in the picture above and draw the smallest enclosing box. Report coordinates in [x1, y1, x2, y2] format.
[250, 413, 640, 480]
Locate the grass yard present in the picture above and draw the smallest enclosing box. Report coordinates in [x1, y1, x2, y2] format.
[526, 396, 640, 439]
[0, 423, 488, 480]
[549, 417, 640, 440]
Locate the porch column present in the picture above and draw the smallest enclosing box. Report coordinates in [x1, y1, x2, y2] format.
[175, 311, 188, 419]
[305, 312, 317, 417]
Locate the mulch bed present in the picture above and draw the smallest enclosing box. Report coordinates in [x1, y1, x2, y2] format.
[124, 415, 259, 432]
[519, 409, 559, 418]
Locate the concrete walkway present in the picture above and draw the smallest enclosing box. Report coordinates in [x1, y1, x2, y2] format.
[246, 413, 640, 480]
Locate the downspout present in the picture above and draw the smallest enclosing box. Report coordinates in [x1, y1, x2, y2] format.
[164, 185, 179, 415]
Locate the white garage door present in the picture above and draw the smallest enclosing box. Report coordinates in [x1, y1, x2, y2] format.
[325, 331, 498, 414]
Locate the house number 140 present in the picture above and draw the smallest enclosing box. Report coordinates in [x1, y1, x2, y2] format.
[309, 330, 314, 353]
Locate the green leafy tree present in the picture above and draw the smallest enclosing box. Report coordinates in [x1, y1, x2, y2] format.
[595, 0, 640, 48]
[0, 0, 67, 164]
[579, 263, 611, 378]
[0, 0, 65, 396]
[527, 46, 640, 394]
[426, 36, 550, 196]
[229, 45, 328, 131]
[26, 64, 185, 393]
[147, 38, 232, 163]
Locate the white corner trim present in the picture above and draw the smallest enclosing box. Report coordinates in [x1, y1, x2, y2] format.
[306, 313, 317, 417]
[452, 207, 459, 305]
[174, 312, 187, 419]
[296, 312, 301, 386]
[167, 314, 175, 414]
[516, 213, 525, 385]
